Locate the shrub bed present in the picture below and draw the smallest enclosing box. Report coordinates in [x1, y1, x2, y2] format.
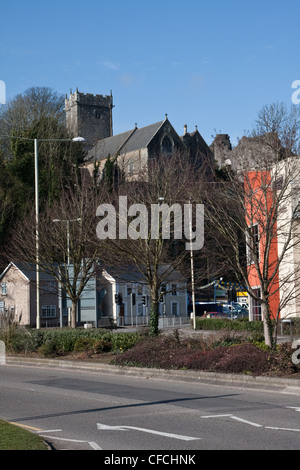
[114, 333, 300, 377]
[1, 325, 300, 377]
[1, 327, 140, 357]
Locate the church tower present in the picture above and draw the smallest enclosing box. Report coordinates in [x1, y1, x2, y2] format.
[65, 89, 113, 150]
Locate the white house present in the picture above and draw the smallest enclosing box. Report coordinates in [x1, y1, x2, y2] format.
[99, 265, 188, 327]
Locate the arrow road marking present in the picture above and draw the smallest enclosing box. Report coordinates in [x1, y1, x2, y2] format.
[230, 416, 262, 427]
[97, 423, 201, 441]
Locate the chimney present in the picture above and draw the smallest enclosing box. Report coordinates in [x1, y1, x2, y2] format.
[184, 124, 187, 135]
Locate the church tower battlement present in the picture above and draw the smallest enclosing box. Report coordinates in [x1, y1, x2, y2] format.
[65, 89, 113, 150]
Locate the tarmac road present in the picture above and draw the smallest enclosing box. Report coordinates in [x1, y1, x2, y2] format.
[1, 351, 300, 451]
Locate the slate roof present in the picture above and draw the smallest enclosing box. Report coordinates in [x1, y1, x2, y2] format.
[102, 264, 186, 284]
[87, 120, 165, 161]
[0, 262, 56, 282]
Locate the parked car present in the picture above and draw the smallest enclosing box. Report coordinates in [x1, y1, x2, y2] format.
[231, 302, 249, 319]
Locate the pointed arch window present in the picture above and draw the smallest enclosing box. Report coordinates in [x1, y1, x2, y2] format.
[161, 135, 173, 155]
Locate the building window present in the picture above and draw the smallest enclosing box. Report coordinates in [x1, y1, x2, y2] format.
[1, 283, 7, 295]
[137, 302, 144, 316]
[128, 159, 134, 174]
[95, 110, 101, 118]
[171, 284, 177, 295]
[161, 135, 173, 155]
[126, 285, 133, 296]
[42, 305, 56, 318]
[171, 301, 179, 316]
[44, 281, 56, 293]
[248, 224, 259, 264]
[251, 288, 261, 321]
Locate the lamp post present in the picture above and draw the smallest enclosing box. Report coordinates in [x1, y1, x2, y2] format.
[52, 217, 82, 327]
[188, 200, 196, 330]
[52, 218, 82, 264]
[34, 137, 85, 329]
[0, 134, 85, 329]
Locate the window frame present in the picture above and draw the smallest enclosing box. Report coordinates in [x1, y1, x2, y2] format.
[171, 301, 179, 316]
[41, 305, 56, 318]
[161, 135, 174, 155]
[1, 282, 7, 295]
[251, 288, 261, 321]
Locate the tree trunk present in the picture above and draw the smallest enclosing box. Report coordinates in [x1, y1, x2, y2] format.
[149, 285, 160, 337]
[261, 302, 272, 348]
[71, 300, 77, 329]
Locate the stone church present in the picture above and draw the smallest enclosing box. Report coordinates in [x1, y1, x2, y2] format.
[64, 89, 214, 180]
[64, 88, 276, 178]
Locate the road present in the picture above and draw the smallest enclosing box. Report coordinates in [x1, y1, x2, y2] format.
[1, 361, 300, 452]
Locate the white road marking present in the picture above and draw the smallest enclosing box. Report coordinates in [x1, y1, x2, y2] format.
[37, 429, 62, 433]
[266, 426, 300, 433]
[230, 416, 262, 427]
[201, 414, 233, 418]
[201, 414, 262, 427]
[39, 434, 102, 449]
[89, 441, 102, 450]
[286, 406, 300, 412]
[39, 435, 87, 442]
[97, 423, 201, 441]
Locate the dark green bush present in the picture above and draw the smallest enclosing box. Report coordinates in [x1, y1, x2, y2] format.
[93, 338, 113, 353]
[37, 340, 60, 358]
[73, 337, 96, 352]
[195, 317, 264, 333]
[4, 327, 140, 356]
[73, 336, 113, 353]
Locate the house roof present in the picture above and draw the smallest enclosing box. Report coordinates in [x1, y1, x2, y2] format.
[102, 264, 186, 284]
[87, 120, 165, 161]
[0, 262, 56, 282]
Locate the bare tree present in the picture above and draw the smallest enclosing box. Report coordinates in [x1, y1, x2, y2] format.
[203, 128, 300, 348]
[0, 87, 65, 139]
[10, 179, 106, 328]
[252, 101, 300, 158]
[94, 151, 208, 336]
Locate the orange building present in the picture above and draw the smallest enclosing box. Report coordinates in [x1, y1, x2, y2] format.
[245, 170, 280, 321]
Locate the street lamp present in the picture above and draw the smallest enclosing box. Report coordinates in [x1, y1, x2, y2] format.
[188, 200, 196, 330]
[34, 137, 85, 329]
[0, 134, 85, 328]
[52, 217, 82, 327]
[52, 218, 82, 264]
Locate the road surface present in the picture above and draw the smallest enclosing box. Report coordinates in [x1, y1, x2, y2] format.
[1, 361, 300, 452]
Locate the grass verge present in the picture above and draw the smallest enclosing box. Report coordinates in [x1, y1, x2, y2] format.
[0, 420, 48, 450]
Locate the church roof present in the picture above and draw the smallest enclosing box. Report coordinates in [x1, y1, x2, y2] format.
[87, 120, 165, 161]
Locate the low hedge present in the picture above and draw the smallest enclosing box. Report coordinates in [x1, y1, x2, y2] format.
[0, 327, 140, 356]
[195, 317, 264, 332]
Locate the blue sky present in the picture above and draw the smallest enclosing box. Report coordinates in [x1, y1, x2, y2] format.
[1, 0, 299, 146]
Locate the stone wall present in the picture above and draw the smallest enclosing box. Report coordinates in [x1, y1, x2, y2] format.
[65, 90, 113, 150]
